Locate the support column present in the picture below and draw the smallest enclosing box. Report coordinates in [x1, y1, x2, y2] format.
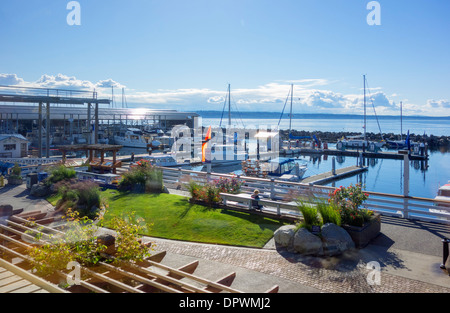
[87, 103, 91, 144]
[112, 150, 117, 174]
[46, 102, 50, 158]
[95, 102, 99, 145]
[38, 102, 43, 158]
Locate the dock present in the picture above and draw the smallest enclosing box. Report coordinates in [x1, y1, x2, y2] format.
[281, 147, 428, 161]
[301, 165, 368, 185]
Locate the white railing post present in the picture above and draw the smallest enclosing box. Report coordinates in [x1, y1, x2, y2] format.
[177, 167, 182, 184]
[270, 178, 275, 199]
[402, 152, 410, 219]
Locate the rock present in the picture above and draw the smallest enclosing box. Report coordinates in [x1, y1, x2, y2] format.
[30, 183, 50, 197]
[97, 234, 116, 255]
[321, 223, 355, 256]
[292, 227, 324, 256]
[274, 225, 296, 248]
[0, 205, 13, 217]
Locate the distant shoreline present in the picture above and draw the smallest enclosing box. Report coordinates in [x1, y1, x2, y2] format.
[196, 110, 450, 120]
[281, 129, 449, 151]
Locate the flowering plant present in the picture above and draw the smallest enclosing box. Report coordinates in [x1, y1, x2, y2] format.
[187, 181, 221, 206]
[213, 177, 243, 194]
[329, 183, 373, 227]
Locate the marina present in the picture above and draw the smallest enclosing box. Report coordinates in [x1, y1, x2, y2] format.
[0, 83, 448, 210]
[280, 146, 429, 161]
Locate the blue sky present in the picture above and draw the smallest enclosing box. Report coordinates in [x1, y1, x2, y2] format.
[1, 0, 449, 116]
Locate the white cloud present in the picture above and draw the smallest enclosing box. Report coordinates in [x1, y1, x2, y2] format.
[426, 99, 450, 109]
[1, 73, 449, 116]
[0, 73, 24, 85]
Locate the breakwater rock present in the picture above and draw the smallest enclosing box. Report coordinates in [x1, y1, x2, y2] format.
[280, 129, 449, 151]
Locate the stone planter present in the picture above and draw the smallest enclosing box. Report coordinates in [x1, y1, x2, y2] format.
[7, 177, 23, 185]
[342, 213, 381, 248]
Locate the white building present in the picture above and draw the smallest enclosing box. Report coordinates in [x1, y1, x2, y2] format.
[0, 134, 29, 158]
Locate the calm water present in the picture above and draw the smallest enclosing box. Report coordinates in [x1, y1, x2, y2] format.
[200, 115, 449, 136]
[199, 116, 449, 199]
[116, 115, 449, 199]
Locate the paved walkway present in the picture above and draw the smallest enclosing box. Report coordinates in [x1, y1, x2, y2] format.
[1, 183, 449, 293]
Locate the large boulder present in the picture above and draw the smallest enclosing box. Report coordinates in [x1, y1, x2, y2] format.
[0, 204, 13, 217]
[321, 223, 355, 256]
[30, 183, 51, 198]
[274, 225, 296, 248]
[292, 227, 324, 256]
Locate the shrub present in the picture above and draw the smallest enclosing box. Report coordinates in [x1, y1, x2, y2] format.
[9, 163, 22, 179]
[56, 180, 102, 220]
[186, 180, 221, 207]
[118, 160, 163, 193]
[317, 201, 341, 226]
[107, 211, 154, 263]
[45, 165, 76, 186]
[27, 209, 153, 277]
[328, 183, 373, 227]
[213, 177, 243, 194]
[296, 201, 323, 232]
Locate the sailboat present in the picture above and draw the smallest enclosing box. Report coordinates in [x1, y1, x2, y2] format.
[336, 75, 385, 152]
[205, 84, 247, 166]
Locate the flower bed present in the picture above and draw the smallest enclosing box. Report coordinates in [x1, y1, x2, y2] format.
[186, 177, 243, 207]
[291, 183, 381, 251]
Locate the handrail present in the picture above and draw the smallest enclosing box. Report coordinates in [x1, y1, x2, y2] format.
[159, 166, 450, 224]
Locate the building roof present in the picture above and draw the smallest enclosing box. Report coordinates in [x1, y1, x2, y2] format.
[0, 134, 28, 142]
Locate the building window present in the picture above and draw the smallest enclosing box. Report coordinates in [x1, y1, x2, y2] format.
[4, 144, 16, 151]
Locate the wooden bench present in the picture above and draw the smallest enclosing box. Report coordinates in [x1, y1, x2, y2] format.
[220, 193, 301, 218]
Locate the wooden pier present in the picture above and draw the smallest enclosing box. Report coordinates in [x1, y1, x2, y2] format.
[301, 165, 368, 185]
[281, 147, 429, 161]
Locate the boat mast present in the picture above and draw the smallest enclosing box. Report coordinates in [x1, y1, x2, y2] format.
[228, 84, 231, 127]
[363, 75, 367, 143]
[400, 101, 403, 141]
[289, 84, 293, 141]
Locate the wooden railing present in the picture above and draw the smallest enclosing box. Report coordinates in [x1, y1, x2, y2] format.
[159, 167, 450, 225]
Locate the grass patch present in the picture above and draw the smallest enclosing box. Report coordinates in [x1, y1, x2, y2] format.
[101, 190, 285, 248]
[49, 189, 286, 248]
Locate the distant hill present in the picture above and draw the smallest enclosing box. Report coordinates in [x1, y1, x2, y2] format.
[195, 110, 450, 120]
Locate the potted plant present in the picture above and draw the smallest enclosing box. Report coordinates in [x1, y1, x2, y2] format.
[328, 183, 380, 248]
[8, 163, 23, 185]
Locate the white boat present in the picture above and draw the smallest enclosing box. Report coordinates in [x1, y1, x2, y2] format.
[140, 154, 193, 168]
[434, 181, 450, 209]
[336, 135, 384, 151]
[114, 128, 160, 149]
[242, 157, 307, 182]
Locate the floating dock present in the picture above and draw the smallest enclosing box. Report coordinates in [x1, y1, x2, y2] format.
[301, 165, 368, 185]
[281, 147, 428, 161]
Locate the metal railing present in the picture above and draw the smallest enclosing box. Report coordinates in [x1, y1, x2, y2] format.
[0, 85, 98, 100]
[159, 166, 450, 225]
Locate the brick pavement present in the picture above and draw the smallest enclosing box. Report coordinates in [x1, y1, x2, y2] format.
[146, 237, 450, 293]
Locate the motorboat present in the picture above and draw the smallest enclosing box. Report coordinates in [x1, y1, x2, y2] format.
[435, 181, 450, 208]
[114, 128, 160, 149]
[242, 157, 307, 181]
[139, 153, 201, 170]
[336, 135, 385, 151]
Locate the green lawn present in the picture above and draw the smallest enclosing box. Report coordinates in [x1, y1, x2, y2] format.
[50, 189, 286, 248]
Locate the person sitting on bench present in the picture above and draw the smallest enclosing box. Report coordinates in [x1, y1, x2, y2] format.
[251, 189, 263, 211]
